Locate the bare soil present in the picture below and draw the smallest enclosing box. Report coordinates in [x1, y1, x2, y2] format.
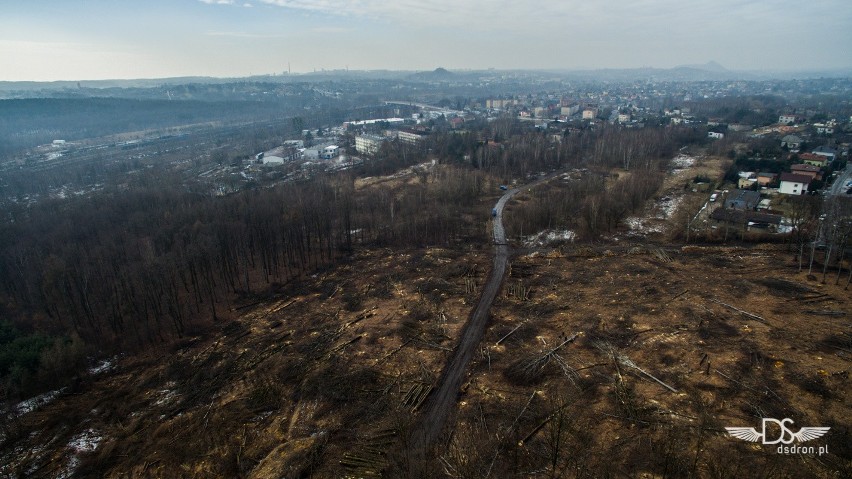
[1, 162, 849, 478]
[443, 242, 851, 477]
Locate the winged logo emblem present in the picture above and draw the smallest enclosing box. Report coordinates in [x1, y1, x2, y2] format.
[792, 427, 832, 442]
[725, 418, 830, 445]
[724, 427, 762, 442]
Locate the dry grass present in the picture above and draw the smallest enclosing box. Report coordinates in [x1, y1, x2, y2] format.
[452, 243, 851, 478]
[3, 241, 848, 478]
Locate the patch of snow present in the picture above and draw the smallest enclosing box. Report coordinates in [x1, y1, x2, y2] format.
[625, 217, 663, 235]
[57, 456, 80, 479]
[253, 411, 273, 422]
[670, 154, 696, 172]
[88, 357, 117, 375]
[154, 382, 179, 407]
[1, 442, 48, 477]
[692, 201, 709, 222]
[54, 429, 102, 479]
[14, 389, 63, 417]
[523, 229, 576, 247]
[656, 195, 683, 219]
[67, 428, 101, 453]
[778, 219, 794, 234]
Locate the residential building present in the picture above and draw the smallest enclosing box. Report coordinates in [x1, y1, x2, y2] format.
[280, 145, 303, 162]
[560, 104, 580, 116]
[738, 172, 757, 189]
[781, 135, 803, 151]
[812, 145, 837, 162]
[779, 173, 811, 195]
[355, 134, 385, 155]
[321, 145, 340, 159]
[708, 131, 725, 139]
[725, 189, 761, 210]
[486, 99, 516, 109]
[261, 155, 285, 166]
[398, 129, 428, 146]
[814, 123, 834, 135]
[582, 109, 597, 120]
[343, 118, 405, 128]
[790, 164, 821, 180]
[302, 148, 321, 160]
[710, 209, 784, 231]
[618, 113, 631, 123]
[756, 172, 777, 186]
[728, 124, 753, 132]
[799, 153, 829, 168]
[778, 114, 798, 125]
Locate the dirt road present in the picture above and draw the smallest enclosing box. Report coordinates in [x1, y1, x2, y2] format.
[408, 185, 521, 452]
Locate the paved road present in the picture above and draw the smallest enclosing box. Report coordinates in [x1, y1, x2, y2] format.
[828, 163, 852, 197]
[409, 186, 519, 452]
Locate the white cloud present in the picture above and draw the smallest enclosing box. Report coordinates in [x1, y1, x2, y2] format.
[198, 0, 236, 5]
[310, 26, 354, 34]
[254, 0, 851, 35]
[205, 31, 287, 38]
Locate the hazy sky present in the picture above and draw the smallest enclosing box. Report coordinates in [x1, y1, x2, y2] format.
[2, 0, 851, 81]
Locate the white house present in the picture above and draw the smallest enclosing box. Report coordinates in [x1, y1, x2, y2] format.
[814, 123, 834, 135]
[778, 114, 797, 125]
[708, 131, 725, 139]
[779, 173, 811, 195]
[321, 145, 340, 160]
[302, 148, 321, 160]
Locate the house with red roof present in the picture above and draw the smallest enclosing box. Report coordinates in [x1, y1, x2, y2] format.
[790, 164, 822, 181]
[798, 153, 828, 168]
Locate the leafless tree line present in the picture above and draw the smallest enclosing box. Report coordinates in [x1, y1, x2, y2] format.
[0, 165, 489, 355]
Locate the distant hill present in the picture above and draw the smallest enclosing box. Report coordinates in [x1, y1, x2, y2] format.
[675, 61, 728, 73]
[408, 67, 455, 81]
[552, 62, 752, 82]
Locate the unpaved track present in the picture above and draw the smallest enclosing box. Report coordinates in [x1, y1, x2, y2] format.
[408, 184, 527, 453]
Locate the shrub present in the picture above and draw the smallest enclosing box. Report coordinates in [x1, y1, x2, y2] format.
[0, 321, 89, 398]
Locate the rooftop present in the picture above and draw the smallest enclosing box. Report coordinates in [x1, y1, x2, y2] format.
[779, 172, 812, 184]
